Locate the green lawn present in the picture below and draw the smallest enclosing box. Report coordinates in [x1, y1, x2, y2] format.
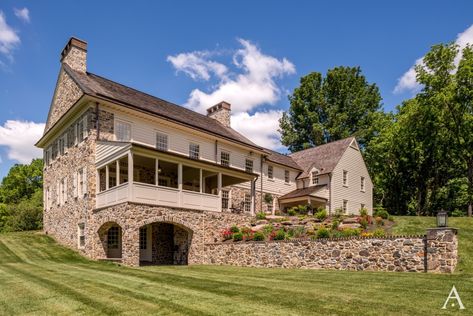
[0, 217, 472, 315]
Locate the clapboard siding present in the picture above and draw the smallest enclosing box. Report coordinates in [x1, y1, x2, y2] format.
[330, 145, 373, 215]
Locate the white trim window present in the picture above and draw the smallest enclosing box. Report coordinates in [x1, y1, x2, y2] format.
[284, 170, 290, 183]
[343, 200, 348, 213]
[156, 132, 168, 151]
[244, 193, 251, 213]
[220, 151, 230, 167]
[245, 159, 253, 173]
[222, 190, 229, 210]
[44, 148, 51, 166]
[78, 167, 87, 197]
[60, 177, 68, 205]
[312, 171, 319, 185]
[343, 170, 348, 187]
[78, 116, 88, 143]
[189, 143, 200, 160]
[115, 120, 131, 141]
[361, 176, 365, 192]
[78, 223, 85, 249]
[268, 165, 273, 179]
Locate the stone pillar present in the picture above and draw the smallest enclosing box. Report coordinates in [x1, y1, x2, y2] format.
[122, 227, 140, 267]
[425, 227, 458, 273]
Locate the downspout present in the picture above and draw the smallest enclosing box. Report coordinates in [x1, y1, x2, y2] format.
[215, 140, 218, 163]
[260, 155, 264, 212]
[328, 173, 332, 215]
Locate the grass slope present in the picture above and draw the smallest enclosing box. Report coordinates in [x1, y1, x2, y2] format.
[0, 217, 471, 315]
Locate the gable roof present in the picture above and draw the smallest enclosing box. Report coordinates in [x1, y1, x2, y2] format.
[264, 149, 302, 170]
[61, 64, 262, 151]
[289, 137, 355, 179]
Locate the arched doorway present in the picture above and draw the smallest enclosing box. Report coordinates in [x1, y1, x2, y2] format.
[97, 222, 123, 259]
[139, 222, 192, 265]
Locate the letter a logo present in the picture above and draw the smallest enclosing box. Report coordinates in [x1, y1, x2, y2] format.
[442, 286, 465, 310]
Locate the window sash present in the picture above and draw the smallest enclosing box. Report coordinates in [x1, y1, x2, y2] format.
[284, 170, 290, 183]
[245, 159, 253, 173]
[139, 227, 147, 250]
[116, 121, 131, 141]
[244, 194, 251, 212]
[222, 190, 229, 209]
[189, 143, 200, 159]
[268, 165, 273, 179]
[220, 151, 230, 167]
[361, 177, 365, 191]
[156, 133, 168, 151]
[343, 170, 348, 186]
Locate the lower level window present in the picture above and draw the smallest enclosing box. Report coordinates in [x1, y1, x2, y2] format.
[139, 227, 147, 250]
[108, 227, 120, 249]
[222, 190, 229, 209]
[244, 194, 251, 213]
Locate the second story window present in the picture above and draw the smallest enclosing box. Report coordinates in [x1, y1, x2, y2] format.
[115, 120, 131, 141]
[221, 151, 230, 167]
[285, 170, 290, 183]
[268, 165, 273, 179]
[245, 159, 253, 173]
[156, 132, 168, 151]
[343, 170, 348, 186]
[312, 171, 319, 185]
[361, 176, 365, 192]
[189, 143, 200, 159]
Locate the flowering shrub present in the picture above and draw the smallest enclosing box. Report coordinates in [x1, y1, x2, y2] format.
[271, 229, 286, 240]
[361, 232, 373, 237]
[232, 232, 243, 241]
[222, 229, 232, 240]
[230, 225, 240, 233]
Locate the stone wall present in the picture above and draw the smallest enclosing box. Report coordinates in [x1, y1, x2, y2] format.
[204, 228, 458, 273]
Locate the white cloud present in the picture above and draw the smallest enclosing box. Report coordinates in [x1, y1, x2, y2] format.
[14, 7, 30, 23]
[167, 51, 228, 81]
[0, 11, 20, 58]
[231, 110, 284, 150]
[168, 39, 295, 114]
[394, 24, 473, 94]
[0, 120, 44, 164]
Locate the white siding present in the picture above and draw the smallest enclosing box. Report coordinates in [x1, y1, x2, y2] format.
[330, 143, 373, 215]
[96, 142, 129, 165]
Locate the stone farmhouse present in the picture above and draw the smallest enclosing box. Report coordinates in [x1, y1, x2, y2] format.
[36, 38, 372, 266]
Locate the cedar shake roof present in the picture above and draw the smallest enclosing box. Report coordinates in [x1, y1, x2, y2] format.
[264, 149, 302, 170]
[279, 184, 328, 200]
[62, 64, 262, 150]
[289, 137, 355, 179]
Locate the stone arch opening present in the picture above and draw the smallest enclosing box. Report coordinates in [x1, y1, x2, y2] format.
[97, 222, 123, 259]
[139, 221, 193, 266]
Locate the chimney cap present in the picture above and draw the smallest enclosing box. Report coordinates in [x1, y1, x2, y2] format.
[207, 101, 231, 114]
[60, 37, 87, 61]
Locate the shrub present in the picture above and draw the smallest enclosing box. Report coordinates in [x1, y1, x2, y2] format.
[372, 229, 386, 237]
[333, 208, 345, 220]
[388, 215, 394, 222]
[361, 232, 373, 237]
[264, 193, 273, 204]
[297, 205, 308, 215]
[230, 225, 240, 233]
[375, 216, 384, 226]
[272, 229, 286, 240]
[256, 212, 266, 220]
[451, 209, 465, 217]
[359, 218, 368, 229]
[232, 232, 243, 241]
[331, 219, 340, 230]
[288, 208, 297, 216]
[315, 209, 328, 221]
[330, 230, 344, 238]
[359, 207, 368, 217]
[253, 231, 265, 241]
[316, 227, 330, 239]
[263, 224, 274, 235]
[373, 208, 389, 219]
[222, 229, 232, 240]
[340, 228, 361, 237]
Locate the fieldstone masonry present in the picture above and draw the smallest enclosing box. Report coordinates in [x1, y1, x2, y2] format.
[203, 228, 458, 273]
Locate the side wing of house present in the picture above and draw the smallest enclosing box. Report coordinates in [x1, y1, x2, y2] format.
[330, 139, 373, 215]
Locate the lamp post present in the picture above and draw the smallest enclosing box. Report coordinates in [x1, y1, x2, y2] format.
[436, 209, 448, 228]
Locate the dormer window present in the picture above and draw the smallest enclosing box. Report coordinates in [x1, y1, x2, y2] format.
[189, 143, 200, 160]
[312, 171, 319, 185]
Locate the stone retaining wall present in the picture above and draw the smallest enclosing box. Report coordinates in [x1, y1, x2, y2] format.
[204, 228, 458, 273]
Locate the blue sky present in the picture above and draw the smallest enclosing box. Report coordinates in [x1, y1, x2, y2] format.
[0, 0, 473, 179]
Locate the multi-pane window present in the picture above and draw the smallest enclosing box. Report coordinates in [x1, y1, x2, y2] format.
[189, 143, 200, 160]
[220, 151, 230, 167]
[284, 170, 290, 183]
[156, 132, 168, 151]
[115, 120, 131, 141]
[78, 223, 85, 248]
[139, 227, 147, 250]
[222, 190, 229, 210]
[244, 194, 251, 213]
[268, 165, 273, 179]
[343, 200, 348, 213]
[312, 171, 319, 185]
[245, 159, 253, 173]
[343, 170, 348, 186]
[77, 116, 88, 143]
[44, 148, 51, 165]
[51, 142, 58, 160]
[361, 176, 365, 192]
[107, 227, 120, 249]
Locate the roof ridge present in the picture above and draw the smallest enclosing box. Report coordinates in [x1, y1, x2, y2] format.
[289, 136, 355, 156]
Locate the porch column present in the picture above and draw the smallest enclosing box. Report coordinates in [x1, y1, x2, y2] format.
[217, 172, 222, 212]
[116, 160, 120, 185]
[128, 151, 133, 200]
[178, 163, 183, 191]
[199, 169, 203, 193]
[155, 158, 159, 186]
[250, 179, 256, 215]
[105, 165, 109, 190]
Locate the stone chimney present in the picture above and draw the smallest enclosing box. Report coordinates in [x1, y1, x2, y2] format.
[207, 101, 231, 127]
[60, 37, 87, 73]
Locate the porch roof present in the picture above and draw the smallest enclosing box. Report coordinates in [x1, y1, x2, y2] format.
[279, 184, 327, 201]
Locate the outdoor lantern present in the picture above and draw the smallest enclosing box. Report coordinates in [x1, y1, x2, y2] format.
[436, 210, 448, 227]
